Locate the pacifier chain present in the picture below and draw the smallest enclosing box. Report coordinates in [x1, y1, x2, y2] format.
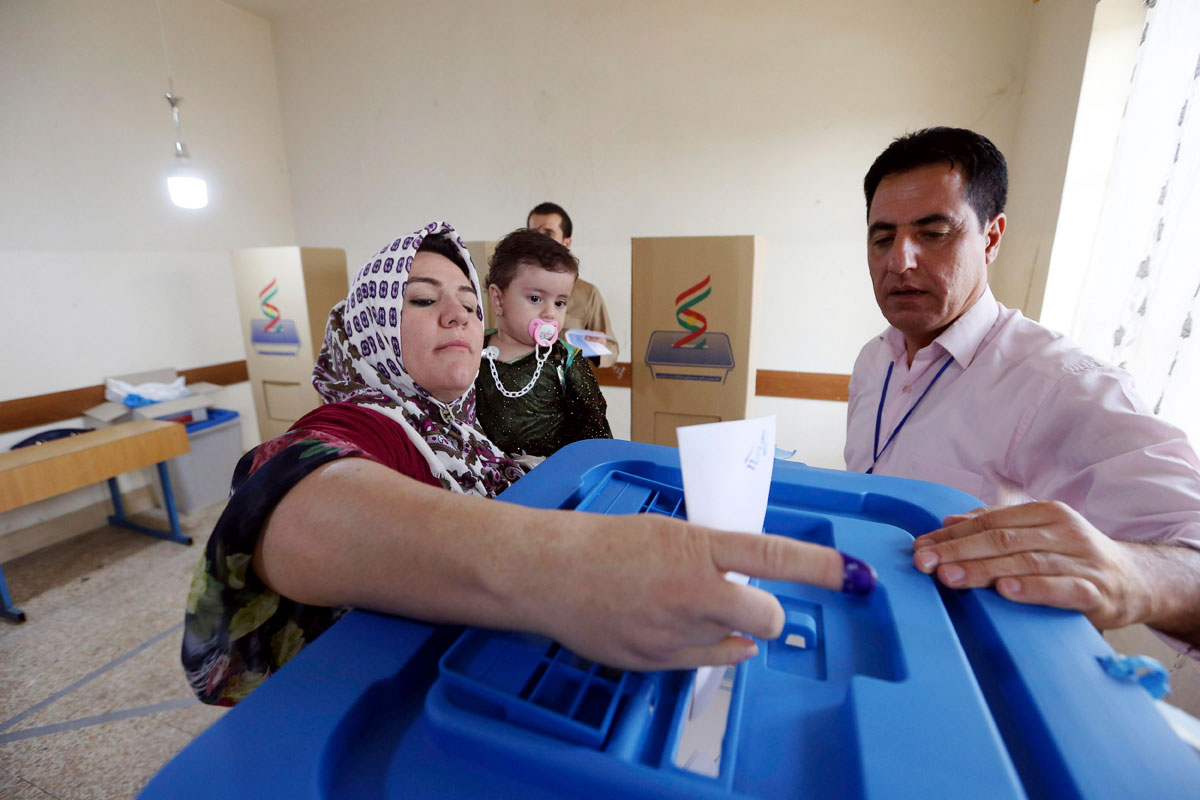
[485, 344, 551, 399]
[483, 317, 559, 399]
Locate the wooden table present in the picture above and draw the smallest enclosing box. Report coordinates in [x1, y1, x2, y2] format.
[0, 420, 192, 621]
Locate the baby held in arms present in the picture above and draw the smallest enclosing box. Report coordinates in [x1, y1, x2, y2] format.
[474, 229, 612, 464]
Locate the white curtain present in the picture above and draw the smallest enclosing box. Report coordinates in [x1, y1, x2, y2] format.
[1072, 0, 1200, 443]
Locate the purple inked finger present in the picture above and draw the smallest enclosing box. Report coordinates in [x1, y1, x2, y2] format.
[840, 553, 877, 595]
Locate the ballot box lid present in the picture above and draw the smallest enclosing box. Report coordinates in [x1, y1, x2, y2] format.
[141, 439, 1200, 800]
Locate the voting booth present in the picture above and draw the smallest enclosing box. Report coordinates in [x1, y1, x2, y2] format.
[631, 236, 762, 446]
[230, 247, 348, 442]
[464, 240, 498, 330]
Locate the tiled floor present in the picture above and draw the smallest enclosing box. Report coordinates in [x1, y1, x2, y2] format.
[0, 504, 228, 800]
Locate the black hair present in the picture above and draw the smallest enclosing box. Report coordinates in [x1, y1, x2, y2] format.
[487, 228, 579, 290]
[863, 127, 1008, 229]
[526, 201, 573, 239]
[417, 233, 471, 278]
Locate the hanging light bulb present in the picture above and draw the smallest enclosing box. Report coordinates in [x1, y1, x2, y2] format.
[164, 91, 207, 209]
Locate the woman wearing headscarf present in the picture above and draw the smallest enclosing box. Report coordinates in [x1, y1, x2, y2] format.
[183, 223, 875, 706]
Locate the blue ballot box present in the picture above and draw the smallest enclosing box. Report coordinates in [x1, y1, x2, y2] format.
[141, 439, 1200, 799]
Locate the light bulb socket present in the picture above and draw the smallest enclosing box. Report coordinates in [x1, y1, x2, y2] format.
[170, 158, 201, 179]
[162, 90, 205, 208]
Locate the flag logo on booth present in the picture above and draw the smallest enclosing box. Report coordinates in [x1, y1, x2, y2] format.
[643, 274, 735, 383]
[249, 278, 301, 356]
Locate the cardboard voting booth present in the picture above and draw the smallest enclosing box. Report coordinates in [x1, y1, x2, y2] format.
[464, 240, 498, 330]
[230, 247, 348, 442]
[631, 236, 762, 446]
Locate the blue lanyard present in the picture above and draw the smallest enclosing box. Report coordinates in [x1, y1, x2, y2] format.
[868, 355, 954, 475]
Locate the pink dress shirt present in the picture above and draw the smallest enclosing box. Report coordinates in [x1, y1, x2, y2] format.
[845, 288, 1200, 551]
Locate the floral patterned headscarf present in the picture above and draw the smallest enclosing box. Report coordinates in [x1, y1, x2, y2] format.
[312, 221, 524, 497]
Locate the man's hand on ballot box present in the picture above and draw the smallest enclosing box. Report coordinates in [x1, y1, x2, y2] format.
[912, 501, 1200, 646]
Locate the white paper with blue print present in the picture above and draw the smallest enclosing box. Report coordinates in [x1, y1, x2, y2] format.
[676, 416, 775, 719]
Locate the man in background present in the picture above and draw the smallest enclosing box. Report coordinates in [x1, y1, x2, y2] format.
[527, 202, 620, 368]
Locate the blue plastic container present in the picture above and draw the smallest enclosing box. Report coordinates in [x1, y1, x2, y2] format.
[162, 408, 241, 514]
[184, 406, 239, 433]
[140, 439, 1200, 799]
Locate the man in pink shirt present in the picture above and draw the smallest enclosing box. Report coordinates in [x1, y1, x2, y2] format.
[845, 127, 1200, 652]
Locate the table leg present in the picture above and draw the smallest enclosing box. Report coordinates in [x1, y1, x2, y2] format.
[0, 565, 26, 623]
[106, 471, 193, 546]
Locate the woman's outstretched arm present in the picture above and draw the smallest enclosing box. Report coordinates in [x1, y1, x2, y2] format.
[254, 456, 860, 670]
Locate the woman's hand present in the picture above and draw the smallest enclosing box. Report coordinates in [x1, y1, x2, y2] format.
[515, 512, 861, 671]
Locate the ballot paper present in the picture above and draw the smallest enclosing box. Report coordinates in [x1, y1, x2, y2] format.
[677, 416, 776, 721]
[564, 328, 612, 357]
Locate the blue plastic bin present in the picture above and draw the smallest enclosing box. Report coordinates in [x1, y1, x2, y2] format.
[140, 439, 1200, 799]
[183, 407, 238, 433]
[160, 408, 241, 515]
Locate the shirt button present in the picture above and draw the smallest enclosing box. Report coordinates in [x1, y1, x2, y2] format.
[902, 385, 912, 393]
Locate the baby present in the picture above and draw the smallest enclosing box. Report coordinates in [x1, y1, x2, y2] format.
[474, 229, 612, 461]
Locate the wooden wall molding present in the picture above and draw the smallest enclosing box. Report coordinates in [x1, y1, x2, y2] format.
[1, 359, 849, 435]
[180, 360, 249, 387]
[754, 369, 851, 403]
[594, 363, 849, 401]
[592, 363, 632, 388]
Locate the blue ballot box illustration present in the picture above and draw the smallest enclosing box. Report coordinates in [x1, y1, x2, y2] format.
[249, 317, 301, 356]
[644, 330, 736, 382]
[140, 440, 1200, 800]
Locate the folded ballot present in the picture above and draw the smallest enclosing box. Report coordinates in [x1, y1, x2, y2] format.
[677, 416, 776, 719]
[564, 328, 612, 357]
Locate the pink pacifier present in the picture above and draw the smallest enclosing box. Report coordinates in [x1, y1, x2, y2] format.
[528, 318, 559, 348]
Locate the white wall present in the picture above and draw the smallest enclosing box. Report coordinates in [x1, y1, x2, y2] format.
[266, 0, 1096, 467]
[0, 0, 296, 532]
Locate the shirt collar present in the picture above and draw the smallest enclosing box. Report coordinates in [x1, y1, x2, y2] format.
[882, 286, 1000, 368]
